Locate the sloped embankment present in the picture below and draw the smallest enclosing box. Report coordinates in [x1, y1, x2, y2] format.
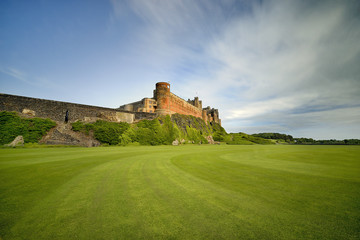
[40, 123, 100, 147]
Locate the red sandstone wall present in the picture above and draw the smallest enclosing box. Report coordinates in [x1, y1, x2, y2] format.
[169, 93, 202, 118]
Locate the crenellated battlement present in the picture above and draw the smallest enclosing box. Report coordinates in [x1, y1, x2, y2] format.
[119, 82, 221, 125]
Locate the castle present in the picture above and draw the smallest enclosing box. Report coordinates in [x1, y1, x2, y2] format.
[119, 82, 221, 125]
[0, 82, 220, 125]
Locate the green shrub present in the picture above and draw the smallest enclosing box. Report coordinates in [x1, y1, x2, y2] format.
[170, 113, 212, 137]
[211, 122, 227, 141]
[0, 111, 56, 144]
[71, 121, 90, 134]
[162, 115, 181, 144]
[225, 132, 274, 145]
[136, 127, 156, 145]
[119, 127, 138, 145]
[118, 133, 132, 146]
[134, 119, 166, 145]
[186, 126, 208, 144]
[72, 120, 130, 145]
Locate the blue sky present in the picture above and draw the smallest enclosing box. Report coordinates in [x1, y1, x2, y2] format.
[1, 0, 360, 139]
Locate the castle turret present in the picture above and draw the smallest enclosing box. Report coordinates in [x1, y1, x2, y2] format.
[202, 109, 208, 123]
[154, 82, 171, 116]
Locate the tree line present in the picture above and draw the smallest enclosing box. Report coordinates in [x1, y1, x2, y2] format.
[252, 133, 360, 145]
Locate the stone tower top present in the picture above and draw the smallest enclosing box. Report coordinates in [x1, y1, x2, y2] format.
[156, 82, 170, 90]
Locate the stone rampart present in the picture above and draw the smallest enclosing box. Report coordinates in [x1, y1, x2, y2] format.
[169, 93, 202, 118]
[0, 93, 154, 123]
[134, 112, 157, 121]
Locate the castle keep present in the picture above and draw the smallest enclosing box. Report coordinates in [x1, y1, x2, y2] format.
[0, 82, 220, 125]
[119, 82, 221, 125]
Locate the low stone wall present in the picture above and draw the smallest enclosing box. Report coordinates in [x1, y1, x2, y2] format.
[134, 112, 157, 121]
[0, 93, 144, 123]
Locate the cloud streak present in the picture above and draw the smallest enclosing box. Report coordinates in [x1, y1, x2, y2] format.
[0, 66, 61, 90]
[212, 0, 360, 138]
[0, 67, 29, 84]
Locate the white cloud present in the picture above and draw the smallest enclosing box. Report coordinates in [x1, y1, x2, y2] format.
[108, 0, 360, 138]
[200, 0, 360, 138]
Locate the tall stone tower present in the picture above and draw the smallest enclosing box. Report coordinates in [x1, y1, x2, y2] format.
[154, 82, 171, 115]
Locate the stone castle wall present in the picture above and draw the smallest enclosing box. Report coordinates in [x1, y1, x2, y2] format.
[153, 82, 220, 124]
[169, 93, 203, 118]
[0, 93, 156, 123]
[0, 82, 218, 126]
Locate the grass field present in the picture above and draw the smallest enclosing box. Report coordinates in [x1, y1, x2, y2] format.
[0, 145, 359, 239]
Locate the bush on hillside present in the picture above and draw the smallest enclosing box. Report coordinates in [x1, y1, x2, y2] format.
[135, 119, 166, 145]
[132, 117, 181, 145]
[72, 120, 130, 145]
[119, 127, 137, 146]
[225, 133, 255, 145]
[252, 133, 294, 143]
[170, 113, 212, 136]
[162, 115, 181, 144]
[0, 111, 56, 144]
[211, 122, 227, 141]
[225, 132, 274, 145]
[186, 126, 208, 144]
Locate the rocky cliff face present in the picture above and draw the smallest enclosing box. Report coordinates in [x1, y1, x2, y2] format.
[40, 123, 100, 147]
[170, 113, 213, 135]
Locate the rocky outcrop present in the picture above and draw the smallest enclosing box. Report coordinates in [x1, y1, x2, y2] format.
[22, 109, 35, 116]
[40, 123, 100, 147]
[172, 139, 179, 146]
[5, 136, 24, 147]
[206, 136, 215, 144]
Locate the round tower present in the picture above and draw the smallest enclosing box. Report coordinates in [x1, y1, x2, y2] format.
[154, 82, 171, 115]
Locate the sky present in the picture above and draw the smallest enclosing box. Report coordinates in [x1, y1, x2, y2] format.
[1, 0, 360, 140]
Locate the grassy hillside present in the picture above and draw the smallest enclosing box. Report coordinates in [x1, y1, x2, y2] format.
[226, 132, 274, 145]
[71, 115, 222, 146]
[1, 145, 359, 239]
[71, 114, 272, 146]
[1, 111, 272, 146]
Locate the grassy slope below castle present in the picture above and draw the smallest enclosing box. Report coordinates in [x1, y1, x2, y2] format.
[0, 111, 272, 146]
[71, 113, 273, 146]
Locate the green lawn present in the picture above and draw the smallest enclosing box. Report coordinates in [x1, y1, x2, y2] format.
[0, 145, 359, 239]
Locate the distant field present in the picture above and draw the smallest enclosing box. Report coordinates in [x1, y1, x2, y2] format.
[1, 145, 359, 239]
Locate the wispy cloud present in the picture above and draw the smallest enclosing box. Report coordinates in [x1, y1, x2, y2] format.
[0, 67, 29, 84]
[211, 1, 360, 137]
[0, 66, 60, 90]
